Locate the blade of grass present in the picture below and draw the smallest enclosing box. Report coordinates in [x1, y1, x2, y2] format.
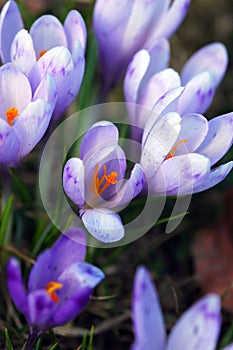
[0, 195, 14, 245]
[5, 329, 14, 350]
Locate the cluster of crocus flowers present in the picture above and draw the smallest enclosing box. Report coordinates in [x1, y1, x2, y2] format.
[7, 228, 104, 340]
[0, 0, 86, 122]
[63, 121, 145, 243]
[131, 266, 233, 350]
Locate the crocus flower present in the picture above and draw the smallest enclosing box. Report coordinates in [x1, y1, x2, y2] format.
[0, 0, 86, 122]
[93, 0, 191, 92]
[63, 121, 145, 243]
[131, 266, 233, 350]
[124, 41, 228, 140]
[7, 227, 104, 339]
[0, 63, 57, 166]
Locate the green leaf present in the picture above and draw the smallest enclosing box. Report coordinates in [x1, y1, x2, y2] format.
[5, 329, 14, 350]
[0, 195, 14, 245]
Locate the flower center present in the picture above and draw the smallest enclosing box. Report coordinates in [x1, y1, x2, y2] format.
[37, 50, 48, 60]
[5, 106, 19, 126]
[45, 281, 63, 303]
[89, 164, 118, 199]
[165, 139, 188, 160]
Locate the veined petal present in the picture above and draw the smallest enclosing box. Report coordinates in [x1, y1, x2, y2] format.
[14, 100, 52, 160]
[81, 208, 124, 243]
[33, 72, 57, 110]
[27, 290, 54, 329]
[28, 228, 87, 290]
[131, 266, 166, 350]
[193, 162, 233, 194]
[7, 258, 28, 315]
[0, 0, 23, 63]
[64, 10, 87, 51]
[30, 15, 67, 57]
[10, 29, 36, 76]
[63, 157, 85, 207]
[167, 294, 221, 350]
[0, 118, 20, 164]
[177, 71, 215, 116]
[197, 113, 233, 166]
[181, 43, 228, 88]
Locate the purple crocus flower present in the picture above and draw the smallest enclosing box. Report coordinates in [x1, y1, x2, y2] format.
[124, 41, 228, 139]
[63, 121, 145, 243]
[93, 0, 191, 92]
[131, 266, 233, 350]
[0, 0, 86, 122]
[7, 227, 104, 340]
[0, 63, 57, 166]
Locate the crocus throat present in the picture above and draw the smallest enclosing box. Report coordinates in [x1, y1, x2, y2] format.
[37, 50, 48, 60]
[165, 139, 188, 160]
[89, 164, 118, 198]
[45, 281, 63, 303]
[5, 106, 19, 126]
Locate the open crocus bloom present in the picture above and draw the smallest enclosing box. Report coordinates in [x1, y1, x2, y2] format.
[131, 266, 233, 350]
[63, 121, 145, 243]
[93, 0, 190, 91]
[0, 63, 57, 166]
[0, 0, 86, 121]
[7, 228, 104, 337]
[140, 109, 233, 195]
[124, 41, 228, 140]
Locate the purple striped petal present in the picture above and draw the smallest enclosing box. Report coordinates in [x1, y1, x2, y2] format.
[64, 10, 87, 51]
[27, 290, 54, 329]
[0, 0, 23, 63]
[131, 266, 166, 350]
[167, 294, 221, 350]
[81, 208, 124, 242]
[63, 157, 85, 207]
[33, 72, 57, 109]
[0, 118, 20, 164]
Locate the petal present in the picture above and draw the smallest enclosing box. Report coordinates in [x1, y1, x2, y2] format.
[193, 162, 233, 194]
[149, 153, 210, 195]
[33, 72, 57, 110]
[63, 157, 85, 207]
[50, 261, 104, 326]
[7, 258, 28, 315]
[167, 294, 221, 350]
[27, 290, 54, 330]
[29, 15, 67, 57]
[196, 113, 233, 166]
[181, 43, 228, 88]
[223, 344, 233, 350]
[10, 29, 36, 76]
[0, 118, 20, 164]
[81, 209, 124, 243]
[28, 228, 87, 290]
[13, 99, 52, 160]
[177, 72, 215, 116]
[64, 10, 87, 51]
[131, 266, 166, 350]
[0, 0, 23, 63]
[0, 63, 32, 116]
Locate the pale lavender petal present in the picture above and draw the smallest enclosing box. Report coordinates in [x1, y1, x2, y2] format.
[33, 72, 57, 110]
[0, 118, 20, 164]
[64, 10, 87, 50]
[81, 208, 124, 242]
[10, 29, 36, 76]
[167, 294, 221, 350]
[193, 162, 233, 194]
[177, 71, 215, 116]
[30, 15, 67, 57]
[27, 290, 54, 329]
[223, 344, 233, 350]
[131, 266, 166, 350]
[197, 113, 233, 166]
[63, 157, 85, 207]
[7, 258, 28, 315]
[0, 0, 23, 63]
[28, 228, 87, 290]
[0, 63, 32, 116]
[149, 153, 210, 195]
[181, 43, 228, 87]
[13, 100, 52, 160]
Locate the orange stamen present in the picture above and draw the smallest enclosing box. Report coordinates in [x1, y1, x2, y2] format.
[89, 164, 118, 199]
[5, 106, 19, 126]
[45, 281, 63, 303]
[37, 50, 48, 60]
[165, 139, 188, 160]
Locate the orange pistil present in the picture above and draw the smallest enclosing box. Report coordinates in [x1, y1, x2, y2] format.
[37, 50, 48, 60]
[89, 164, 118, 199]
[5, 106, 19, 126]
[45, 281, 63, 303]
[165, 139, 188, 160]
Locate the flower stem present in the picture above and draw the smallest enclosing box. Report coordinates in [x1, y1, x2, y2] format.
[0, 166, 13, 245]
[23, 330, 39, 350]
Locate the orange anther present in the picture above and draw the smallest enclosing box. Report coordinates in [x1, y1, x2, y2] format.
[165, 139, 188, 160]
[37, 50, 48, 60]
[45, 281, 63, 303]
[5, 106, 19, 126]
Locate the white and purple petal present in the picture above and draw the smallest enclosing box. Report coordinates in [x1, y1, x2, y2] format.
[0, 118, 20, 164]
[33, 72, 57, 109]
[63, 157, 85, 207]
[64, 10, 87, 51]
